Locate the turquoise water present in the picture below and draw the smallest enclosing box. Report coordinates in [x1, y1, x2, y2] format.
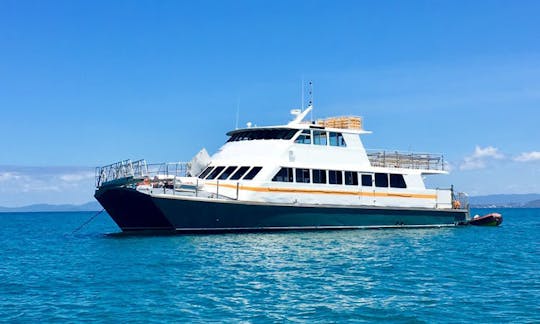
[0, 209, 538, 322]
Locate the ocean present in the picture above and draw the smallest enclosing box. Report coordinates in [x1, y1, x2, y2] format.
[0, 208, 538, 322]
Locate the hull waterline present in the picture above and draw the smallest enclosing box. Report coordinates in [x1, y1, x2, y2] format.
[96, 188, 468, 233]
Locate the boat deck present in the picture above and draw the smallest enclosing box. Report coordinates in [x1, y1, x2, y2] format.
[366, 150, 445, 171]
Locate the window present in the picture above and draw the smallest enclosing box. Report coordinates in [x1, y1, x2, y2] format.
[312, 169, 327, 184]
[230, 166, 250, 180]
[328, 170, 343, 184]
[206, 166, 225, 180]
[294, 130, 311, 144]
[344, 171, 358, 185]
[272, 167, 293, 182]
[338, 133, 346, 147]
[375, 173, 388, 188]
[243, 167, 262, 180]
[329, 132, 346, 147]
[227, 129, 298, 142]
[218, 166, 238, 180]
[313, 130, 327, 145]
[279, 129, 297, 140]
[361, 174, 372, 187]
[198, 166, 214, 179]
[390, 174, 407, 188]
[295, 168, 310, 183]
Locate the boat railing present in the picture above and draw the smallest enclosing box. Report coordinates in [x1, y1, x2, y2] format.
[96, 160, 191, 188]
[95, 159, 145, 187]
[145, 162, 191, 179]
[453, 191, 469, 210]
[366, 150, 445, 171]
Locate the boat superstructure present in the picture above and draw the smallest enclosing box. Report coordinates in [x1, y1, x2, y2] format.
[94, 105, 469, 233]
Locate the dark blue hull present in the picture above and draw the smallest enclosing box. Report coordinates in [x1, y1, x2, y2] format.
[95, 188, 174, 231]
[96, 187, 468, 233]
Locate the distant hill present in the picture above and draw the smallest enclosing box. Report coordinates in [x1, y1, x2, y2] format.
[469, 194, 540, 208]
[0, 201, 101, 213]
[1, 193, 539, 212]
[523, 199, 540, 208]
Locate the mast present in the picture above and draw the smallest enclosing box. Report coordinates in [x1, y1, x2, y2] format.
[309, 81, 313, 122]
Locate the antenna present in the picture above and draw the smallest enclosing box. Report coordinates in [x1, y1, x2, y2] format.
[309, 81, 313, 121]
[308, 81, 313, 106]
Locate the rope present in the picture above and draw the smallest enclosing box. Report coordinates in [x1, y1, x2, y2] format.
[71, 209, 105, 235]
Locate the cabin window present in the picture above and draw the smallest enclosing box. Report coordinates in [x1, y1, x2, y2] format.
[272, 167, 293, 182]
[243, 167, 262, 180]
[361, 174, 372, 187]
[329, 132, 346, 147]
[390, 174, 407, 188]
[375, 173, 389, 188]
[295, 168, 310, 183]
[281, 129, 298, 140]
[218, 166, 238, 180]
[230, 166, 250, 180]
[312, 169, 327, 184]
[344, 171, 358, 185]
[228, 129, 298, 142]
[206, 166, 225, 180]
[313, 130, 327, 145]
[294, 130, 311, 144]
[198, 166, 214, 179]
[328, 170, 343, 184]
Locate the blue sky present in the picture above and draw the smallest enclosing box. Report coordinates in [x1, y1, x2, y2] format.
[0, 0, 539, 206]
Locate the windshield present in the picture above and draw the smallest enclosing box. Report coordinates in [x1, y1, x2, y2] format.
[227, 129, 298, 142]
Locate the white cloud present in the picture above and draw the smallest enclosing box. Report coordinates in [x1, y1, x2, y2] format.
[472, 146, 504, 159]
[0, 166, 95, 195]
[59, 172, 95, 182]
[514, 151, 540, 162]
[0, 172, 22, 182]
[460, 158, 486, 171]
[459, 145, 504, 170]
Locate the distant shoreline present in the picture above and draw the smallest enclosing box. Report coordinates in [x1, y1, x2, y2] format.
[0, 201, 101, 213]
[1, 193, 539, 212]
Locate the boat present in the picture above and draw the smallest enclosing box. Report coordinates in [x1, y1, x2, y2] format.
[468, 213, 503, 226]
[94, 104, 470, 233]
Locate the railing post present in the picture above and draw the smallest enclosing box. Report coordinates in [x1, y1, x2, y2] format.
[442, 155, 445, 171]
[216, 180, 219, 199]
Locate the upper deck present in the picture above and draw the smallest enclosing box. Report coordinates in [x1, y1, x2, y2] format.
[366, 150, 446, 172]
[223, 106, 445, 173]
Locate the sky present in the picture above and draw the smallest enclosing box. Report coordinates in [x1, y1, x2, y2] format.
[0, 0, 539, 206]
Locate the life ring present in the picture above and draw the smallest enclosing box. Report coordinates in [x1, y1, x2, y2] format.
[452, 200, 461, 209]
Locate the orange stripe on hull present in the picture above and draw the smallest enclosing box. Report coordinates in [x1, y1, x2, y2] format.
[206, 182, 437, 199]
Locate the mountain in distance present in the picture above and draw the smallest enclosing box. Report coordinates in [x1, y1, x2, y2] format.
[469, 193, 540, 208]
[1, 194, 540, 212]
[523, 199, 540, 208]
[0, 201, 101, 213]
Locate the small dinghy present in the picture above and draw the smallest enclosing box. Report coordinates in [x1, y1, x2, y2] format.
[468, 213, 503, 226]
